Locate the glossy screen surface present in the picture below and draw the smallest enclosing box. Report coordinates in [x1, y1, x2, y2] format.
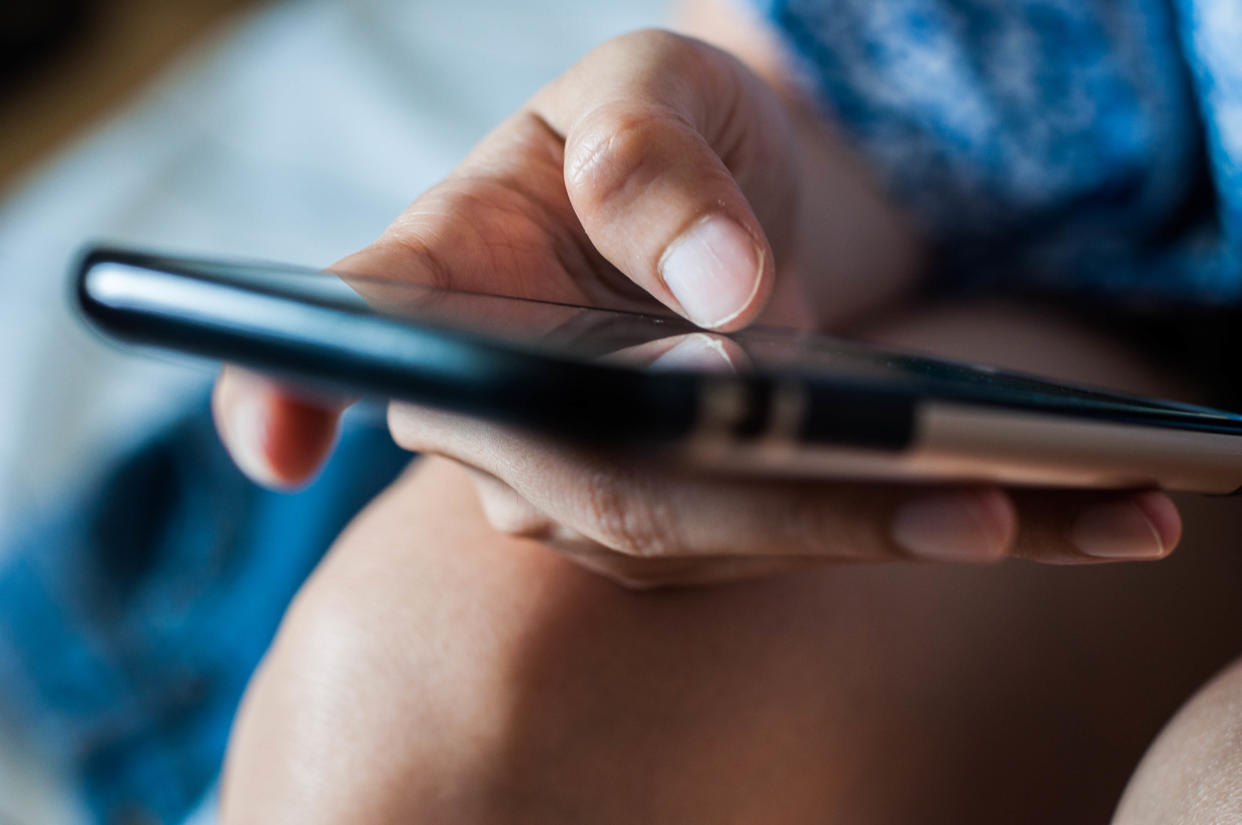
[118, 255, 1242, 426]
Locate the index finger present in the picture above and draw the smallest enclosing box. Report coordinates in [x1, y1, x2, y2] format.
[387, 401, 1182, 565]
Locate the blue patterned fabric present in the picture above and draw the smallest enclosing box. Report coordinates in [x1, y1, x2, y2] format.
[756, 0, 1242, 307]
[6, 5, 1242, 823]
[0, 398, 408, 823]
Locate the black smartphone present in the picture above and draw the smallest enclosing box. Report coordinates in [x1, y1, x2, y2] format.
[76, 245, 1242, 493]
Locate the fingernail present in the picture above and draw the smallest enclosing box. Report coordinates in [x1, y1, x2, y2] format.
[659, 215, 763, 329]
[650, 333, 737, 373]
[227, 390, 280, 487]
[891, 490, 1011, 561]
[1070, 500, 1167, 559]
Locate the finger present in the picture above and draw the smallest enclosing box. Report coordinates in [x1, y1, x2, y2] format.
[534, 30, 795, 330]
[470, 460, 1180, 571]
[320, 31, 797, 327]
[210, 31, 797, 485]
[461, 464, 555, 540]
[392, 402, 1014, 562]
[558, 488, 1182, 586]
[324, 124, 639, 311]
[392, 403, 1184, 564]
[212, 366, 344, 489]
[462, 463, 838, 588]
[1010, 488, 1181, 564]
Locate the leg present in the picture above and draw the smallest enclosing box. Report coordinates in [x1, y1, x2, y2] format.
[224, 457, 889, 824]
[220, 305, 1242, 824]
[1114, 657, 1242, 824]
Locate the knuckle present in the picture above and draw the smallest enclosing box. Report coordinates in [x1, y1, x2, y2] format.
[619, 27, 682, 48]
[564, 103, 680, 208]
[476, 488, 552, 540]
[781, 504, 838, 556]
[596, 28, 696, 70]
[375, 214, 457, 292]
[775, 495, 879, 559]
[580, 467, 673, 557]
[486, 508, 552, 540]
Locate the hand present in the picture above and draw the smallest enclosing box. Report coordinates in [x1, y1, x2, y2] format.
[212, 29, 1181, 586]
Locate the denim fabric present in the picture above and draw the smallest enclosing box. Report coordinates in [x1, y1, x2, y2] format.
[8, 3, 1242, 822]
[758, 0, 1242, 307]
[0, 398, 408, 824]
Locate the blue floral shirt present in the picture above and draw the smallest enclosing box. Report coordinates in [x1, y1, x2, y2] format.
[6, 4, 1242, 824]
[757, 0, 1242, 307]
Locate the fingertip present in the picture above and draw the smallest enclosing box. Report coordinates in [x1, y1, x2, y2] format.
[1131, 490, 1182, 555]
[213, 368, 340, 489]
[890, 486, 1016, 563]
[658, 213, 773, 331]
[264, 393, 342, 488]
[1068, 490, 1180, 561]
[212, 372, 278, 487]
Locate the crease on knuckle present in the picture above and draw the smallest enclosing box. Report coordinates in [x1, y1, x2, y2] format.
[776, 495, 882, 560]
[375, 223, 456, 292]
[778, 499, 838, 557]
[581, 466, 672, 558]
[564, 106, 683, 209]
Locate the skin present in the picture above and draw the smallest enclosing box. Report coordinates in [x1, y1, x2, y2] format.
[212, 5, 1242, 821]
[213, 26, 1179, 580]
[1115, 659, 1242, 824]
[220, 303, 1242, 824]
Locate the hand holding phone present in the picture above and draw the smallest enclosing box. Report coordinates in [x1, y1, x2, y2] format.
[207, 299, 1185, 586]
[95, 32, 1194, 583]
[81, 244, 1196, 583]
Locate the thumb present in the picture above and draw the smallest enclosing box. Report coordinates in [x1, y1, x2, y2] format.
[534, 30, 796, 330]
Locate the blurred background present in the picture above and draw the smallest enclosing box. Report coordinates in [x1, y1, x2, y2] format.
[6, 2, 1242, 824]
[0, 0, 666, 821]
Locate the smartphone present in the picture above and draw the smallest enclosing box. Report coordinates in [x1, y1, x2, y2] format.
[75, 245, 1242, 493]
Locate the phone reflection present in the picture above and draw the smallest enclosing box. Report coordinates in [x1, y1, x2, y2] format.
[606, 333, 750, 374]
[222, 262, 1239, 417]
[326, 265, 750, 370]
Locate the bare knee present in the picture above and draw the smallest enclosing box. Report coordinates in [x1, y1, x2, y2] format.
[219, 458, 847, 824]
[219, 462, 525, 823]
[1115, 657, 1242, 824]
